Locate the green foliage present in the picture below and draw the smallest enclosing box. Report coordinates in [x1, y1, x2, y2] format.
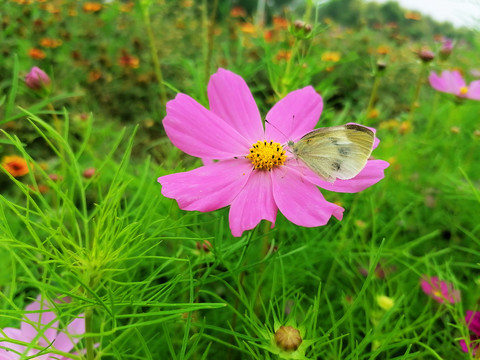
[0, 0, 480, 359]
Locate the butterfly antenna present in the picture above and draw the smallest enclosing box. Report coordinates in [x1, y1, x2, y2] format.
[265, 118, 290, 144]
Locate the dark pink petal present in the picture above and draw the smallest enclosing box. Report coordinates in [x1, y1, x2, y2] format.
[466, 311, 480, 336]
[54, 315, 85, 353]
[420, 275, 433, 295]
[163, 94, 251, 159]
[459, 339, 469, 353]
[295, 159, 389, 193]
[158, 160, 253, 212]
[265, 86, 323, 143]
[228, 170, 277, 237]
[467, 80, 480, 100]
[21, 298, 59, 346]
[207, 68, 264, 143]
[271, 165, 344, 227]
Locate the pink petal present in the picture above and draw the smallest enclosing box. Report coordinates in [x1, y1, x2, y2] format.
[207, 68, 264, 144]
[467, 80, 480, 100]
[428, 71, 444, 92]
[271, 165, 344, 227]
[0, 327, 27, 355]
[22, 299, 58, 346]
[158, 159, 253, 212]
[53, 315, 85, 353]
[228, 170, 277, 237]
[459, 339, 469, 353]
[163, 94, 251, 159]
[265, 86, 323, 143]
[297, 160, 389, 193]
[450, 70, 466, 93]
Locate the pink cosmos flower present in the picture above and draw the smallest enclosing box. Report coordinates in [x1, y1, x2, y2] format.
[158, 68, 389, 237]
[429, 70, 480, 100]
[420, 275, 460, 304]
[460, 310, 480, 355]
[25, 67, 51, 91]
[0, 296, 85, 359]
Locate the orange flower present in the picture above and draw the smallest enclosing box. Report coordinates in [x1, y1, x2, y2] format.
[120, 2, 134, 12]
[376, 45, 390, 55]
[230, 6, 246, 18]
[40, 37, 63, 48]
[239, 22, 257, 35]
[264, 30, 273, 42]
[118, 50, 139, 69]
[321, 51, 341, 62]
[367, 108, 380, 119]
[88, 70, 102, 83]
[273, 16, 288, 30]
[28, 48, 46, 60]
[180, 0, 193, 8]
[275, 49, 291, 62]
[83, 2, 102, 12]
[2, 155, 30, 177]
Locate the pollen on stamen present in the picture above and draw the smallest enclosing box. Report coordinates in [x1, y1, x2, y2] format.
[246, 140, 286, 171]
[459, 86, 468, 95]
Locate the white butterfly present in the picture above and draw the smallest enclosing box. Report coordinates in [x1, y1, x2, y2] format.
[287, 124, 375, 183]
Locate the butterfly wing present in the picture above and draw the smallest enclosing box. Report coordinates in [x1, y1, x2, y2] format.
[290, 124, 375, 183]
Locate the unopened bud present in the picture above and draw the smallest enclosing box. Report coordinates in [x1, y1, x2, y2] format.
[274, 326, 302, 352]
[418, 48, 435, 63]
[83, 167, 95, 178]
[25, 66, 50, 90]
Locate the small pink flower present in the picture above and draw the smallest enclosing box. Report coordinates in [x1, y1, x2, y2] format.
[429, 70, 480, 100]
[25, 66, 51, 90]
[0, 296, 85, 359]
[420, 275, 460, 304]
[157, 68, 389, 237]
[460, 310, 480, 355]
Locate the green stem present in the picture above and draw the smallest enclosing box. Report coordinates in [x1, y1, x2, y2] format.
[204, 0, 219, 82]
[279, 39, 300, 98]
[425, 91, 440, 134]
[407, 64, 428, 123]
[85, 307, 95, 360]
[366, 75, 381, 117]
[142, 4, 167, 109]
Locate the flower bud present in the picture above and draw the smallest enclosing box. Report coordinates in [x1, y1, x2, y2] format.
[439, 38, 453, 60]
[290, 20, 312, 39]
[376, 295, 394, 310]
[274, 325, 302, 352]
[25, 66, 50, 90]
[83, 167, 96, 178]
[417, 48, 435, 63]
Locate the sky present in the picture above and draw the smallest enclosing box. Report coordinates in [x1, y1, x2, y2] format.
[369, 0, 480, 28]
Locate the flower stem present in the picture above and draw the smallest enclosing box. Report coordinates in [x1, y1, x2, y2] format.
[407, 64, 428, 123]
[85, 306, 95, 360]
[203, 0, 219, 82]
[366, 75, 381, 117]
[279, 39, 300, 98]
[142, 3, 167, 109]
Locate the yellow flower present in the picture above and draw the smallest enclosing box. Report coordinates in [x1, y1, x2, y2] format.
[321, 51, 341, 62]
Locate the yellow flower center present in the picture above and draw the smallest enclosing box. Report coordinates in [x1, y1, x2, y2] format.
[246, 140, 286, 170]
[460, 86, 468, 95]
